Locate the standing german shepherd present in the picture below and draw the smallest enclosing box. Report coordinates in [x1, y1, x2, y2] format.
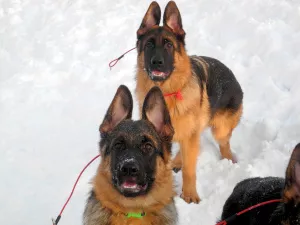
[83, 85, 177, 225]
[135, 1, 243, 204]
[220, 143, 300, 225]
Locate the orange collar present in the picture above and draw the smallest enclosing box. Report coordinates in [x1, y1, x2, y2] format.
[163, 90, 183, 100]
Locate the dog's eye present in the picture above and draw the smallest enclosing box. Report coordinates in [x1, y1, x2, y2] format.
[164, 39, 173, 48]
[142, 142, 154, 153]
[146, 40, 154, 48]
[114, 142, 124, 151]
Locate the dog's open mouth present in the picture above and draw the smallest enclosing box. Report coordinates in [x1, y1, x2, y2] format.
[148, 70, 170, 81]
[118, 177, 148, 196]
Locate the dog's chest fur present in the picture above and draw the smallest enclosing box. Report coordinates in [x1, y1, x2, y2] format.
[136, 54, 243, 142]
[83, 191, 177, 225]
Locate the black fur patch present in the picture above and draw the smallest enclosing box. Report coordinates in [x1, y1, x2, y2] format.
[220, 177, 287, 225]
[190, 56, 243, 115]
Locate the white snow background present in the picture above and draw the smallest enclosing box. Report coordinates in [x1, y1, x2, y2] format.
[0, 0, 300, 224]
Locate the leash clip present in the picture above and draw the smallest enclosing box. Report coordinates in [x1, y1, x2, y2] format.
[52, 218, 57, 225]
[52, 215, 61, 225]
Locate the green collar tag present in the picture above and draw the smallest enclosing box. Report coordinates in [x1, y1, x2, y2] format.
[126, 212, 146, 219]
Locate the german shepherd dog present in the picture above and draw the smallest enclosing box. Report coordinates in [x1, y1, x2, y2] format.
[220, 143, 300, 225]
[135, 1, 243, 203]
[83, 85, 177, 225]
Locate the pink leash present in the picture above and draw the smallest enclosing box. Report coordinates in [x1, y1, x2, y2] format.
[52, 154, 101, 225]
[108, 47, 136, 69]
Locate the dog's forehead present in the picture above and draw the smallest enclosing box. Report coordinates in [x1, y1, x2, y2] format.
[114, 120, 158, 139]
[144, 27, 176, 40]
[154, 27, 173, 36]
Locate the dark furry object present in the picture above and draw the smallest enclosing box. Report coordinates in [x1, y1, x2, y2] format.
[220, 143, 300, 225]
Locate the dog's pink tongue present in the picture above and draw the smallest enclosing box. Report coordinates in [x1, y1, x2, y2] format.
[122, 181, 138, 189]
[122, 177, 139, 189]
[152, 70, 166, 76]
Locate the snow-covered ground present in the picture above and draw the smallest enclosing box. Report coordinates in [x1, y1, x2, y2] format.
[0, 0, 300, 224]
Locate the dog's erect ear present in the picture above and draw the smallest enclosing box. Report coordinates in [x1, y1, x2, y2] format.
[163, 1, 185, 39]
[137, 1, 161, 38]
[99, 85, 133, 136]
[142, 86, 174, 140]
[283, 143, 300, 204]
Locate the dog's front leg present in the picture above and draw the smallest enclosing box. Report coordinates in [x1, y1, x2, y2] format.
[179, 131, 200, 204]
[172, 151, 182, 173]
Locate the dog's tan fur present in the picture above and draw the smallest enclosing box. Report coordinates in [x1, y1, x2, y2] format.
[136, 27, 242, 203]
[83, 143, 177, 225]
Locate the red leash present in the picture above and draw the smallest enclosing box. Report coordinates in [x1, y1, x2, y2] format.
[52, 154, 101, 225]
[216, 199, 282, 225]
[54, 48, 279, 224]
[51, 153, 281, 225]
[109, 47, 136, 69]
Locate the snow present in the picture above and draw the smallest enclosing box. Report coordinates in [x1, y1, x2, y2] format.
[0, 0, 299, 224]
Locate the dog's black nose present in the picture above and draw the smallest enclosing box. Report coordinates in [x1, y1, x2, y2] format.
[120, 162, 139, 176]
[151, 55, 164, 66]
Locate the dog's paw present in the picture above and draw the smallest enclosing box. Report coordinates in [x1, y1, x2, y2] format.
[172, 160, 182, 173]
[232, 153, 238, 164]
[180, 189, 201, 204]
[221, 153, 238, 164]
[173, 167, 182, 173]
[180, 192, 200, 204]
[172, 156, 182, 173]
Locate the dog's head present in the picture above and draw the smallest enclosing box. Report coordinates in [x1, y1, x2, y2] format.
[136, 1, 185, 82]
[276, 143, 300, 224]
[99, 85, 174, 198]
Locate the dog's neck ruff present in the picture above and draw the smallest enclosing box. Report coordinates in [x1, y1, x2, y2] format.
[163, 90, 183, 100]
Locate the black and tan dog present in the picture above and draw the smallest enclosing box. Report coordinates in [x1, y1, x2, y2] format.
[220, 143, 300, 225]
[83, 85, 177, 225]
[135, 1, 243, 203]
